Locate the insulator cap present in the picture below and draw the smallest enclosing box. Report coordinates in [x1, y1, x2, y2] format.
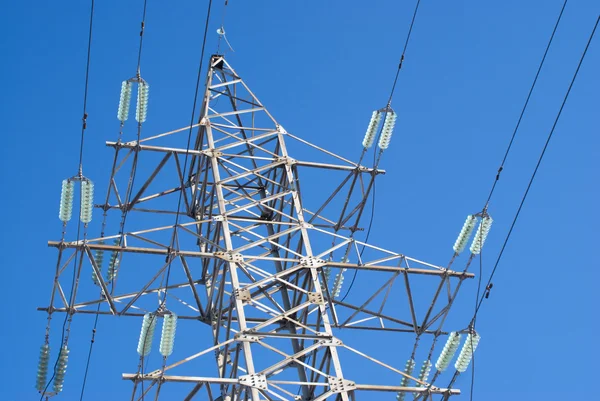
[52, 345, 69, 393]
[117, 80, 132, 122]
[378, 111, 397, 150]
[470, 216, 493, 255]
[159, 313, 178, 357]
[363, 111, 382, 148]
[80, 179, 94, 224]
[36, 344, 51, 391]
[455, 332, 481, 372]
[136, 81, 149, 123]
[435, 332, 461, 372]
[59, 180, 75, 223]
[453, 215, 477, 254]
[137, 313, 157, 356]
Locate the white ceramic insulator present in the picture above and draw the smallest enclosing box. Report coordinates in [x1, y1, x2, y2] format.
[414, 360, 433, 395]
[137, 313, 157, 356]
[470, 216, 493, 255]
[59, 180, 74, 222]
[320, 265, 332, 293]
[396, 358, 415, 400]
[453, 215, 477, 254]
[36, 344, 51, 391]
[160, 313, 178, 357]
[378, 111, 397, 150]
[332, 270, 345, 298]
[52, 345, 69, 393]
[362, 111, 382, 148]
[435, 332, 461, 372]
[455, 332, 481, 372]
[80, 179, 94, 224]
[117, 80, 132, 122]
[136, 82, 149, 123]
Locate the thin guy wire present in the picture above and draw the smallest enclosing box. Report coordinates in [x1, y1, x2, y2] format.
[473, 14, 599, 319]
[40, 1, 95, 399]
[484, 0, 568, 207]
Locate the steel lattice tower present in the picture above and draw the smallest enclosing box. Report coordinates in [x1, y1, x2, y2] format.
[41, 55, 476, 400]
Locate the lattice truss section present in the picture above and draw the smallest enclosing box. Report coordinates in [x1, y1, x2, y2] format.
[42, 55, 476, 401]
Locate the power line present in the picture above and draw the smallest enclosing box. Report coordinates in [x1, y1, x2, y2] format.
[339, 0, 424, 303]
[387, 0, 422, 106]
[160, 0, 214, 305]
[79, 2, 151, 399]
[474, 13, 598, 320]
[467, 4, 570, 398]
[484, 0, 568, 207]
[40, 1, 96, 400]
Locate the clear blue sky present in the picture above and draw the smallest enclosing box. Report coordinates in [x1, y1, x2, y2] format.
[1, 1, 598, 400]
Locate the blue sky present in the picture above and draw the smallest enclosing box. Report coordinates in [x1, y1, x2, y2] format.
[0, 1, 598, 400]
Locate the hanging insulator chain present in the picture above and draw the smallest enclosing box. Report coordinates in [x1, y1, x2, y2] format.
[117, 80, 132, 122]
[35, 344, 51, 392]
[321, 265, 332, 293]
[470, 215, 493, 255]
[80, 179, 94, 224]
[378, 110, 397, 150]
[362, 111, 382, 149]
[455, 332, 481, 372]
[136, 81, 149, 123]
[396, 358, 415, 400]
[137, 313, 157, 356]
[92, 239, 105, 285]
[52, 345, 70, 393]
[435, 332, 461, 372]
[332, 269, 346, 298]
[106, 238, 121, 282]
[159, 313, 178, 357]
[453, 215, 477, 254]
[414, 360, 433, 396]
[59, 179, 75, 223]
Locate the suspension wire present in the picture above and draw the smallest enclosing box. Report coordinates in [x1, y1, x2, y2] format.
[387, 0, 422, 106]
[338, 0, 424, 303]
[473, 14, 598, 320]
[79, 2, 151, 399]
[160, 0, 213, 306]
[484, 0, 568, 207]
[40, 1, 96, 399]
[138, 3, 213, 396]
[461, 14, 599, 400]
[136, 0, 149, 75]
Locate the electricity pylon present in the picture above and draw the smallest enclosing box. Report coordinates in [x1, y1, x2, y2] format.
[41, 55, 474, 400]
